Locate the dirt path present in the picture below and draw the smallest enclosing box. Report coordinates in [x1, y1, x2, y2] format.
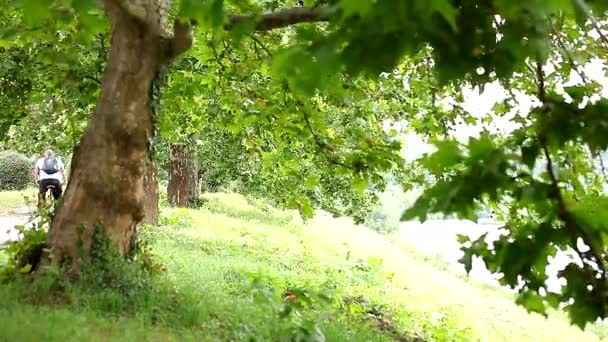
[0, 207, 32, 244]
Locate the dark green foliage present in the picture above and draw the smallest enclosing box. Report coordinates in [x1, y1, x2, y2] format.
[2, 0, 608, 330]
[158, 47, 395, 222]
[0, 8, 106, 155]
[0, 224, 47, 277]
[405, 112, 608, 328]
[0, 211, 417, 340]
[0, 220, 179, 326]
[0, 150, 32, 191]
[79, 223, 164, 296]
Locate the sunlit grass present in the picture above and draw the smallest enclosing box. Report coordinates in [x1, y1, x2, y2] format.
[0, 191, 605, 341]
[0, 188, 37, 214]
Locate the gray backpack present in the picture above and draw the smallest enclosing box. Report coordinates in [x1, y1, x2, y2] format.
[42, 157, 59, 174]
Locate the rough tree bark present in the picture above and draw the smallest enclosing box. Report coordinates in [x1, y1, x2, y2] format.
[45, 1, 331, 272]
[167, 143, 199, 206]
[142, 159, 159, 225]
[46, 0, 191, 272]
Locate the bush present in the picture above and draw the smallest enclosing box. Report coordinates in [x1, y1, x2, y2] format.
[364, 183, 423, 234]
[0, 150, 32, 191]
[365, 206, 400, 234]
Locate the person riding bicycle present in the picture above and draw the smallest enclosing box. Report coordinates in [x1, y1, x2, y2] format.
[33, 149, 65, 205]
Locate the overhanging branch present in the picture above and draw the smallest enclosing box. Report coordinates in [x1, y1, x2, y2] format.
[225, 5, 337, 32]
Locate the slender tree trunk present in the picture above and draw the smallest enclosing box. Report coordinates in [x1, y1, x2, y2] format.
[167, 143, 199, 206]
[45, 0, 187, 272]
[142, 159, 159, 225]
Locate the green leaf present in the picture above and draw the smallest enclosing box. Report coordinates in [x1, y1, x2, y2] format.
[420, 139, 462, 174]
[300, 200, 314, 219]
[429, 0, 457, 30]
[458, 249, 473, 274]
[19, 263, 32, 273]
[456, 234, 470, 244]
[516, 290, 547, 316]
[401, 195, 430, 222]
[340, 1, 374, 17]
[179, 0, 224, 29]
[352, 174, 368, 194]
[22, 0, 53, 26]
[305, 174, 320, 190]
[571, 0, 591, 25]
[521, 143, 540, 170]
[210, 0, 224, 30]
[71, 0, 99, 13]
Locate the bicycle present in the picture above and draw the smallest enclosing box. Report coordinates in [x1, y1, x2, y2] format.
[38, 183, 58, 217]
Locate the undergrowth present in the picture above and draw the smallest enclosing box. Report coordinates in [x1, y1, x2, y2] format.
[0, 192, 605, 341]
[0, 209, 412, 341]
[1, 209, 182, 325]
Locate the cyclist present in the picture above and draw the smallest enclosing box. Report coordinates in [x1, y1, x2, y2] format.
[33, 149, 65, 207]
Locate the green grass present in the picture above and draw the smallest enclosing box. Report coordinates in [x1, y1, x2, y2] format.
[0, 191, 606, 341]
[0, 303, 201, 342]
[0, 188, 37, 214]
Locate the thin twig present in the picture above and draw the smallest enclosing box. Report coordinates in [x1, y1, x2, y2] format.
[251, 38, 261, 60]
[302, 111, 349, 168]
[248, 34, 273, 57]
[425, 53, 448, 137]
[535, 61, 547, 102]
[572, 0, 608, 48]
[525, 62, 537, 82]
[210, 41, 225, 71]
[598, 152, 607, 178]
[535, 61, 607, 288]
[84, 75, 102, 85]
[590, 17, 608, 48]
[534, 55, 583, 197]
[542, 143, 606, 279]
[548, 16, 589, 83]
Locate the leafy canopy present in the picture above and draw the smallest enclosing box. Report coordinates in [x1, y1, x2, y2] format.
[1, 0, 608, 329]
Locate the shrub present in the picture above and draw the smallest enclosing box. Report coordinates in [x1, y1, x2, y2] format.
[364, 183, 423, 234]
[365, 206, 400, 234]
[0, 150, 32, 191]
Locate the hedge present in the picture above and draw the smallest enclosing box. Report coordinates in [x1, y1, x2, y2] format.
[0, 150, 32, 191]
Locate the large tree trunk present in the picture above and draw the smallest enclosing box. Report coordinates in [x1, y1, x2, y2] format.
[46, 0, 190, 272]
[142, 159, 159, 225]
[167, 143, 200, 206]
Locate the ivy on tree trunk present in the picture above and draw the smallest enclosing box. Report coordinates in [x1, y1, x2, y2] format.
[46, 0, 191, 273]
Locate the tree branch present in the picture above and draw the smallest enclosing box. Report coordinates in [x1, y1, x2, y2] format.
[535, 61, 547, 102]
[598, 152, 607, 178]
[248, 33, 272, 57]
[534, 61, 608, 293]
[84, 75, 102, 85]
[591, 20, 608, 49]
[548, 16, 589, 84]
[302, 111, 349, 168]
[225, 5, 336, 32]
[542, 142, 607, 282]
[571, 0, 608, 48]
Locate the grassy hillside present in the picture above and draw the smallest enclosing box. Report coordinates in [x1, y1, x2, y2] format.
[0, 191, 605, 341]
